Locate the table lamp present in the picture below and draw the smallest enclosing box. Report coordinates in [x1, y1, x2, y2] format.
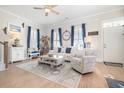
[85, 36, 92, 48]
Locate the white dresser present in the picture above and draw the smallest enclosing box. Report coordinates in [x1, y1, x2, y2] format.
[9, 47, 25, 63]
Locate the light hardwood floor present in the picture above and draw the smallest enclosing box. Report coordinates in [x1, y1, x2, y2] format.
[0, 60, 124, 88]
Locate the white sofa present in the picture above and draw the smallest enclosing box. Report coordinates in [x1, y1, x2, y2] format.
[49, 47, 72, 62]
[71, 48, 96, 74]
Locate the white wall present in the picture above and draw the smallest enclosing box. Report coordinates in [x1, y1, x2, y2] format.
[45, 8, 124, 62]
[0, 8, 44, 61]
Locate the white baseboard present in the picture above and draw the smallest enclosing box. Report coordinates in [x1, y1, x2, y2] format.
[96, 58, 103, 63]
[0, 62, 5, 71]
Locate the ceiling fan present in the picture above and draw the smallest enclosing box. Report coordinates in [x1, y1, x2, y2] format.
[33, 5, 59, 16]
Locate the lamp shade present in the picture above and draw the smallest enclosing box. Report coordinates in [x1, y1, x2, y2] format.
[85, 36, 92, 43]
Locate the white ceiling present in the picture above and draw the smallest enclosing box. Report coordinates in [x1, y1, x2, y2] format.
[0, 5, 123, 25]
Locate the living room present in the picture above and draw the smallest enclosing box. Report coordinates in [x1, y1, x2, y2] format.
[0, 4, 124, 89]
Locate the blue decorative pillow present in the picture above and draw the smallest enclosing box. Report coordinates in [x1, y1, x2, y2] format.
[32, 51, 39, 53]
[66, 48, 71, 53]
[58, 48, 61, 53]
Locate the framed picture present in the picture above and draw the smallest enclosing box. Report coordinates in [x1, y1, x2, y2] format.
[8, 23, 21, 32]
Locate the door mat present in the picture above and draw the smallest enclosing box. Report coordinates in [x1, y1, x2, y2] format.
[104, 62, 123, 67]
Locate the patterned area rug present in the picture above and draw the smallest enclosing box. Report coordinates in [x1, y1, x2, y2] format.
[16, 61, 81, 88]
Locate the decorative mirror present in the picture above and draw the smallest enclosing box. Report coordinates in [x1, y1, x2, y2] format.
[62, 30, 71, 41]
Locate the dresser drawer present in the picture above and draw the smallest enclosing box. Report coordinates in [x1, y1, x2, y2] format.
[9, 47, 25, 63]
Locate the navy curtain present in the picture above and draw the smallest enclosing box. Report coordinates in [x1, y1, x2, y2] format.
[27, 26, 31, 49]
[58, 28, 62, 46]
[51, 29, 54, 50]
[82, 24, 86, 48]
[71, 25, 74, 46]
[37, 29, 40, 49]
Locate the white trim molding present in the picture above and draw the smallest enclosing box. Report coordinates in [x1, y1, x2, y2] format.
[0, 62, 5, 71]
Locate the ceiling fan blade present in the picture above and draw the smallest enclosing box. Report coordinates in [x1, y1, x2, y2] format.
[44, 5, 57, 8]
[33, 7, 44, 10]
[50, 9, 59, 15]
[49, 5, 57, 8]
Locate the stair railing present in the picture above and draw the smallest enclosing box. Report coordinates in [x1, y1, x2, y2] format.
[0, 41, 8, 69]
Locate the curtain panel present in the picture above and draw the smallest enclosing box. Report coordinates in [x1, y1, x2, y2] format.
[27, 26, 31, 49]
[37, 29, 40, 49]
[71, 25, 74, 46]
[82, 24, 86, 48]
[58, 28, 62, 46]
[50, 29, 54, 50]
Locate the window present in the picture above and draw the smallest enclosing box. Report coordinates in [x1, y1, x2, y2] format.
[74, 25, 83, 49]
[30, 28, 37, 49]
[54, 29, 60, 48]
[103, 19, 124, 28]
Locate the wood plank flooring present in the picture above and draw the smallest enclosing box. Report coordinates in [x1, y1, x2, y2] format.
[0, 60, 124, 88]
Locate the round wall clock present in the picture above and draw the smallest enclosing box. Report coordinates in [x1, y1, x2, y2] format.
[62, 30, 71, 41]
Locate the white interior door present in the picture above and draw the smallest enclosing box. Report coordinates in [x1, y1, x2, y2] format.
[103, 26, 124, 64]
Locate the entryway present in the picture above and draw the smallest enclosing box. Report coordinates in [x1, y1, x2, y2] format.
[103, 20, 124, 66]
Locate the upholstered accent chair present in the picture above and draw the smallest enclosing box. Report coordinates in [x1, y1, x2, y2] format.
[27, 48, 40, 59]
[71, 48, 96, 74]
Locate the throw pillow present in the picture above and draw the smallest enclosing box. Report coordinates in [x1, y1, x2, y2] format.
[58, 48, 61, 53]
[66, 47, 71, 53]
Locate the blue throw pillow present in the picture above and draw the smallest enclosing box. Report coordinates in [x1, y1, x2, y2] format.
[58, 48, 61, 53]
[66, 48, 71, 53]
[32, 51, 38, 53]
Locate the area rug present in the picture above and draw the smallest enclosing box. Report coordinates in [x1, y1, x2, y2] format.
[105, 77, 124, 88]
[16, 61, 81, 88]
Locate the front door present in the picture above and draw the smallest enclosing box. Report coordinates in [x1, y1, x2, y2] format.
[103, 26, 124, 64]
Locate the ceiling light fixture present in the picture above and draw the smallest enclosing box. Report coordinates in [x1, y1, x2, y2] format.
[33, 5, 59, 16]
[44, 8, 50, 16]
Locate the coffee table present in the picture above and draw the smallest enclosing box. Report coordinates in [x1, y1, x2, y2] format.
[38, 54, 64, 74]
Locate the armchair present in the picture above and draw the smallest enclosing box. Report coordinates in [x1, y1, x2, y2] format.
[71, 49, 96, 74]
[27, 48, 40, 59]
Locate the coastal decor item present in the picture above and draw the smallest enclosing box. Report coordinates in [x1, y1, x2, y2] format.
[14, 38, 20, 47]
[62, 30, 71, 41]
[8, 23, 21, 32]
[22, 23, 25, 28]
[88, 31, 99, 36]
[40, 35, 50, 55]
[3, 27, 7, 34]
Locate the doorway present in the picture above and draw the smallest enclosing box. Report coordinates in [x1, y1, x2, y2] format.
[103, 25, 124, 64]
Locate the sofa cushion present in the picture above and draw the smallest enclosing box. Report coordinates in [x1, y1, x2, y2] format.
[66, 47, 71, 53]
[53, 47, 58, 53]
[71, 47, 77, 56]
[58, 48, 61, 53]
[85, 49, 95, 56]
[75, 50, 84, 58]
